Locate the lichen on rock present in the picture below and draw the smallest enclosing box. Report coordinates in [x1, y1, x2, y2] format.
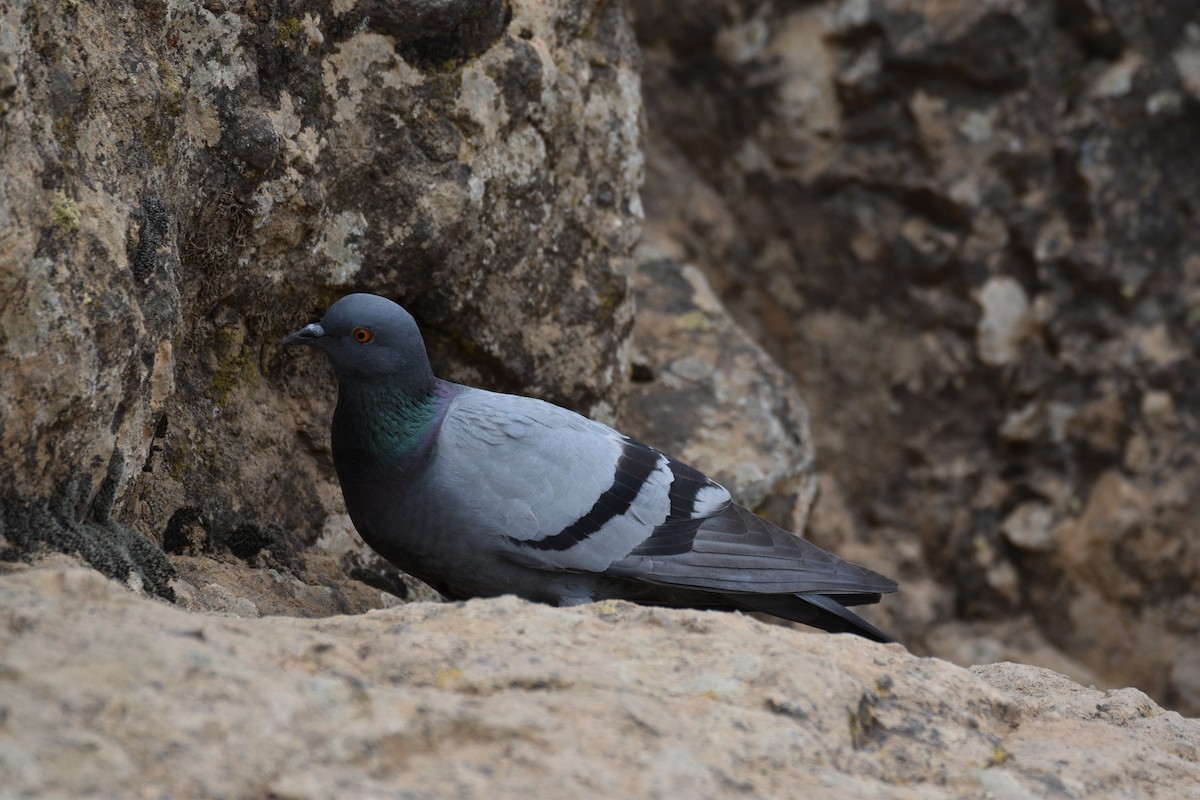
[0, 0, 645, 605]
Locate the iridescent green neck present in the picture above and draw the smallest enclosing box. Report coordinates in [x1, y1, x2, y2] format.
[333, 377, 443, 464]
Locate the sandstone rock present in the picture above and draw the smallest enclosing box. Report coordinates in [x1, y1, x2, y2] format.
[4, 566, 1199, 799]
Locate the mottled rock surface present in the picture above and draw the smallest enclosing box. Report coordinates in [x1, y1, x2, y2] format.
[619, 254, 817, 520]
[632, 0, 1200, 714]
[4, 566, 1199, 799]
[1, 0, 642, 602]
[3, 8, 1197, 794]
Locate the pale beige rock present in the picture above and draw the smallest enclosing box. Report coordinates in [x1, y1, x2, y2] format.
[3, 567, 1199, 799]
[974, 276, 1034, 367]
[1001, 501, 1057, 553]
[1173, 42, 1200, 97]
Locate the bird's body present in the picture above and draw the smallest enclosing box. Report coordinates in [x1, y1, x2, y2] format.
[286, 294, 899, 642]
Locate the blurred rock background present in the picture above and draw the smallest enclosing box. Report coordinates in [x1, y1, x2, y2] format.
[630, 0, 1200, 714]
[1, 0, 1197, 737]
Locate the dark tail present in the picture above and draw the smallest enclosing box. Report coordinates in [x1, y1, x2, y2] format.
[727, 591, 895, 644]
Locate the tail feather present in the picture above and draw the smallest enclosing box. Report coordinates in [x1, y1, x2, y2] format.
[727, 592, 895, 644]
[610, 504, 899, 597]
[602, 501, 899, 644]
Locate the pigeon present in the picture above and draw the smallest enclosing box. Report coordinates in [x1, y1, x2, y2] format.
[284, 293, 899, 642]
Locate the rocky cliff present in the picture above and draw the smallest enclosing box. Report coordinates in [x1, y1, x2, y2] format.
[1, 1, 1197, 792]
[2, 0, 648, 603]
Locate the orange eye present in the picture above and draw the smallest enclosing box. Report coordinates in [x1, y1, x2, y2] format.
[352, 327, 373, 343]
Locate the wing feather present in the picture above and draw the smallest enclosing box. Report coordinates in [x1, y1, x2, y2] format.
[610, 505, 898, 596]
[431, 388, 895, 610]
[433, 390, 678, 572]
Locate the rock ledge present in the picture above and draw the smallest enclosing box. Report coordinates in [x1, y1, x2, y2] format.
[2, 567, 1197, 798]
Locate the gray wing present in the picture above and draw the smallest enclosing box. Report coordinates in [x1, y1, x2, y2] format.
[606, 504, 898, 596]
[434, 388, 730, 573]
[435, 388, 896, 599]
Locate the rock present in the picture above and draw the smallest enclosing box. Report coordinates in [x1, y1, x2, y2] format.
[3, 566, 1199, 798]
[1174, 36, 1200, 98]
[2, 0, 1197, 750]
[925, 617, 1105, 691]
[1000, 501, 1057, 553]
[631, 0, 1200, 714]
[618, 255, 817, 520]
[1, 0, 642, 602]
[974, 276, 1035, 367]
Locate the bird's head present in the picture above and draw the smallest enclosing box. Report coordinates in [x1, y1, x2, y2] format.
[283, 293, 434, 385]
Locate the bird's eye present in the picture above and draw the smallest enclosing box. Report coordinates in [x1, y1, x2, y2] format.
[352, 327, 373, 343]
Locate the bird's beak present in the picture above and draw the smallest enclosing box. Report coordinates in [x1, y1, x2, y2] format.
[281, 322, 326, 347]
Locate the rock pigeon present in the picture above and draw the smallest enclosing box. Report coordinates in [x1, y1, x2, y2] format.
[284, 293, 899, 642]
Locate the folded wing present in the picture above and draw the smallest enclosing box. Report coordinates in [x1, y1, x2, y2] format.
[436, 388, 897, 641]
